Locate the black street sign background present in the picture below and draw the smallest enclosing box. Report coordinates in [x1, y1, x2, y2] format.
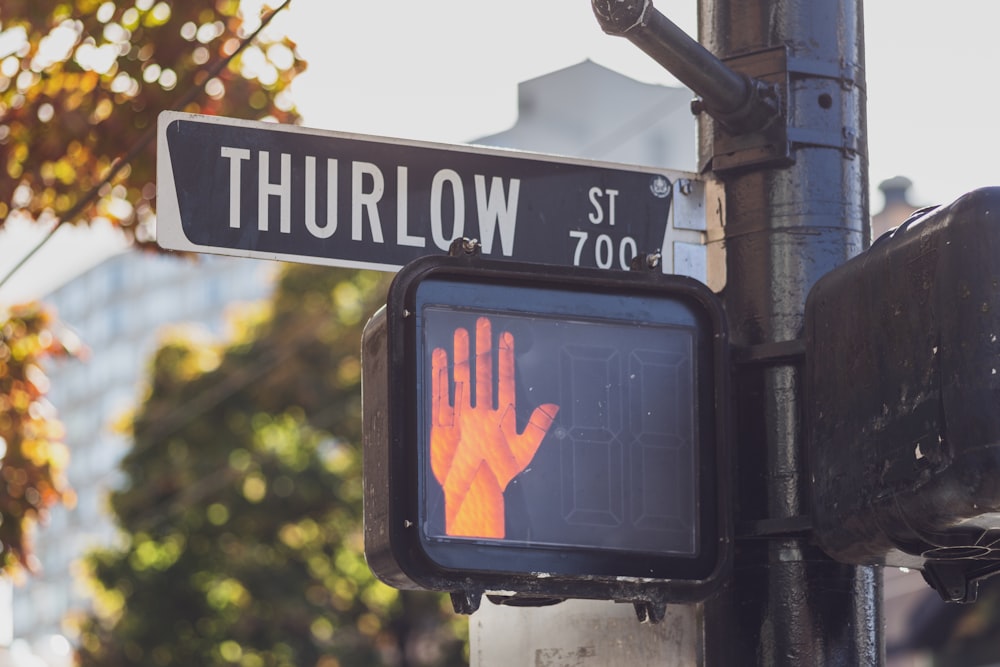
[157, 112, 709, 273]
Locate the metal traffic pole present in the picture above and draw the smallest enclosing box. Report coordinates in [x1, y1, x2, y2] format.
[595, 0, 882, 663]
[699, 0, 880, 662]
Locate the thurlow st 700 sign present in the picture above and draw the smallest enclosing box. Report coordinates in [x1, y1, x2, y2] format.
[156, 112, 717, 279]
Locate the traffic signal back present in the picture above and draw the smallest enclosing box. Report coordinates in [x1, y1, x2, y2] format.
[807, 187, 1000, 602]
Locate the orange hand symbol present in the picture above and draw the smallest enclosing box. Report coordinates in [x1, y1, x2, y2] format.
[430, 317, 559, 539]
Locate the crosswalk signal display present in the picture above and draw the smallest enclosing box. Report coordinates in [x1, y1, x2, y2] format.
[362, 255, 730, 614]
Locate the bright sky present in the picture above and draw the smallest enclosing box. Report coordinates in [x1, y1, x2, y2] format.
[2, 0, 997, 304]
[278, 0, 1000, 210]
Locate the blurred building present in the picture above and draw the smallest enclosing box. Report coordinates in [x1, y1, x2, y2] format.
[8, 249, 275, 663]
[477, 60, 697, 171]
[871, 175, 922, 240]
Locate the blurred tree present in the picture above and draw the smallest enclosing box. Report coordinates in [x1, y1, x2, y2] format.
[0, 0, 304, 244]
[0, 0, 304, 579]
[74, 265, 468, 667]
[0, 303, 78, 576]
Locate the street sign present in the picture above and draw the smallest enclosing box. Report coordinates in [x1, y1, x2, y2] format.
[362, 253, 731, 615]
[156, 112, 720, 283]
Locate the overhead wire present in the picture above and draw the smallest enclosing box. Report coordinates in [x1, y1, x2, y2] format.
[0, 0, 294, 292]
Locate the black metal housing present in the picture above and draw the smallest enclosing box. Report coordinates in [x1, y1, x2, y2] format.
[362, 254, 731, 615]
[806, 187, 1000, 602]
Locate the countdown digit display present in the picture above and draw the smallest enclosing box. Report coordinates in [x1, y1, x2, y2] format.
[363, 255, 730, 609]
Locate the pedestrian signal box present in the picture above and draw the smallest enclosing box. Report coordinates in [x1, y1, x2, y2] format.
[362, 254, 730, 616]
[806, 187, 1000, 603]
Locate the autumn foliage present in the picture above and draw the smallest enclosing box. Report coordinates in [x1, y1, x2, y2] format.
[0, 303, 77, 576]
[0, 0, 305, 245]
[0, 0, 305, 579]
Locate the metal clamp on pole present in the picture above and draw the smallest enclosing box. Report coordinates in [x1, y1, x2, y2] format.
[592, 0, 779, 135]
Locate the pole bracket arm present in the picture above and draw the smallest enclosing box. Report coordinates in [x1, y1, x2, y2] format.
[732, 338, 805, 368]
[592, 0, 780, 135]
